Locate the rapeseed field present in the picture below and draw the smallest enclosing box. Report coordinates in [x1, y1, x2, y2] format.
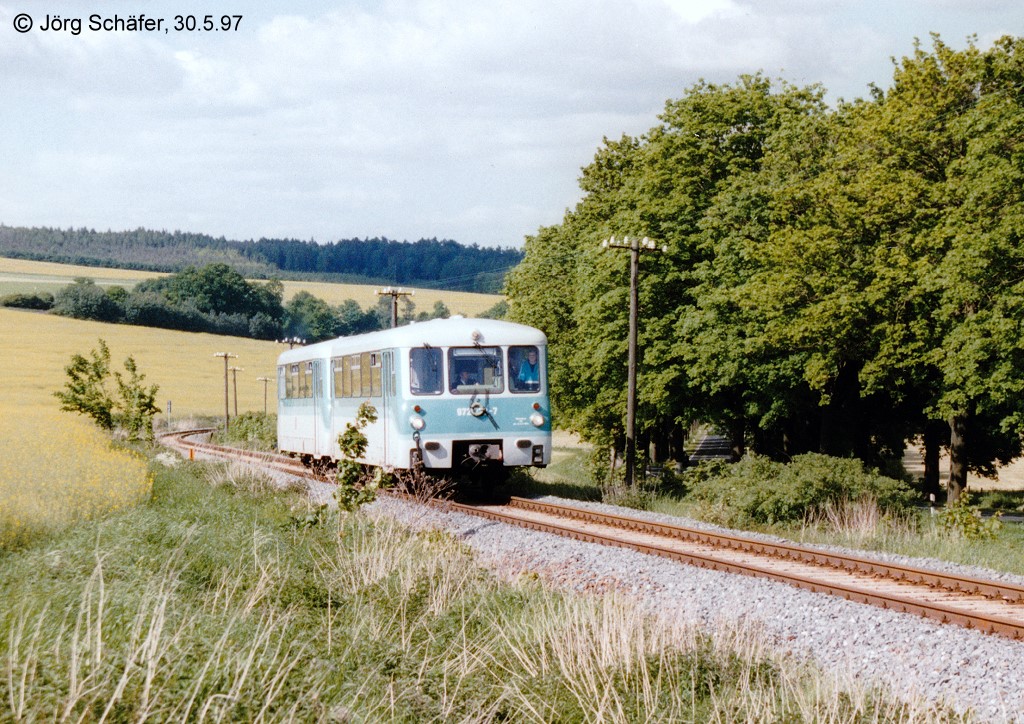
[0, 308, 280, 547]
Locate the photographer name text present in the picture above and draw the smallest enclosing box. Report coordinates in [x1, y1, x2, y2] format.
[13, 13, 243, 34]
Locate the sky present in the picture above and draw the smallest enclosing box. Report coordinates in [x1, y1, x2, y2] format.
[1, 1, 1020, 249]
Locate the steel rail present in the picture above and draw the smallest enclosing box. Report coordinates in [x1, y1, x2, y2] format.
[452, 501, 1024, 638]
[503, 497, 1024, 604]
[158, 431, 1024, 640]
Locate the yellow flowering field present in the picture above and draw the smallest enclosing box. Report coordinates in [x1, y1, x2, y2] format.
[0, 308, 281, 547]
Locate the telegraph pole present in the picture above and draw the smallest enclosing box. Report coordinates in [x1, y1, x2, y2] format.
[600, 235, 666, 488]
[257, 376, 272, 415]
[229, 366, 244, 418]
[376, 287, 413, 328]
[213, 352, 238, 430]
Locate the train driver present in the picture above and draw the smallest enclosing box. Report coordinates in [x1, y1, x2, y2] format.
[516, 348, 540, 391]
[452, 367, 478, 390]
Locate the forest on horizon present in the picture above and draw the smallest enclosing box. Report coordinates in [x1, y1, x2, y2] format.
[0, 225, 523, 294]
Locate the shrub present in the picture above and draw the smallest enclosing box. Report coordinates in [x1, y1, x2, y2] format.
[53, 278, 122, 322]
[937, 492, 1003, 541]
[335, 403, 391, 515]
[0, 291, 54, 309]
[684, 453, 915, 527]
[212, 412, 277, 451]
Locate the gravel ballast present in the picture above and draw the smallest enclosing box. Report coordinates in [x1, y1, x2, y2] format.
[360, 492, 1024, 723]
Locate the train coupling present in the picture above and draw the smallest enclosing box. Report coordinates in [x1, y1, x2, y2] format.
[467, 442, 502, 463]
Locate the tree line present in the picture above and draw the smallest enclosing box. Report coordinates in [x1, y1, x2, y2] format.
[506, 35, 1024, 502]
[0, 227, 523, 293]
[7, 263, 468, 342]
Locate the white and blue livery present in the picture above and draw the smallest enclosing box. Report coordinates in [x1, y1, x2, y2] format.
[277, 316, 551, 476]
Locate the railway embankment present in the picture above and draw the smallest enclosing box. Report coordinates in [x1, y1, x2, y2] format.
[161, 432, 1024, 721]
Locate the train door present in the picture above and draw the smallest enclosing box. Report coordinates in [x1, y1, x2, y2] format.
[352, 350, 384, 465]
[312, 359, 331, 458]
[381, 350, 394, 464]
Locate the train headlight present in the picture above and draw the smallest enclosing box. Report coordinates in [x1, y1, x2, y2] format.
[530, 412, 545, 427]
[410, 415, 426, 431]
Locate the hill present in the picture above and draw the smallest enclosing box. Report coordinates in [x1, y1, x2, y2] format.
[0, 225, 524, 293]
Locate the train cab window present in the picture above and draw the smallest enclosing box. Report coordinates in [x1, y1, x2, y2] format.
[410, 348, 442, 395]
[509, 346, 542, 393]
[448, 347, 503, 394]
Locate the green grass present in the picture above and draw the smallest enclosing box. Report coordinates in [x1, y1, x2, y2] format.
[0, 455, 943, 722]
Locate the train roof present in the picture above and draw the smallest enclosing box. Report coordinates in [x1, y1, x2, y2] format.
[277, 317, 547, 365]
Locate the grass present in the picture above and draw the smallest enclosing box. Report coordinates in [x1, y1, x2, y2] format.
[0, 457, 952, 722]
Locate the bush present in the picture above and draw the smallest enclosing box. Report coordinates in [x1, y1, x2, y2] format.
[937, 492, 1003, 541]
[212, 412, 277, 451]
[52, 278, 122, 322]
[684, 453, 916, 527]
[0, 291, 54, 309]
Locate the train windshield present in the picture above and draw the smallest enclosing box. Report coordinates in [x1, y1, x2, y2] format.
[448, 346, 503, 394]
[509, 345, 542, 392]
[409, 347, 443, 395]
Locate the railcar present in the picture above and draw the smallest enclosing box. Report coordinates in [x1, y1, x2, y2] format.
[276, 317, 551, 477]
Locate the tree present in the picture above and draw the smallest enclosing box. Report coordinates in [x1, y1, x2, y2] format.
[508, 76, 825, 467]
[54, 339, 161, 441]
[114, 356, 161, 441]
[284, 291, 341, 342]
[54, 339, 116, 430]
[53, 278, 122, 322]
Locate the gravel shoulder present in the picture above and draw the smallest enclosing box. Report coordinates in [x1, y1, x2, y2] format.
[365, 492, 1024, 723]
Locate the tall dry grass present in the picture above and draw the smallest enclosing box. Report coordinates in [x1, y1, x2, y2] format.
[1, 460, 956, 722]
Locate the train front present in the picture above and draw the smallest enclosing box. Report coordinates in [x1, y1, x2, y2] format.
[400, 321, 552, 477]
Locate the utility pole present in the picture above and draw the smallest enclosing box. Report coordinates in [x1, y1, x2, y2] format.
[376, 287, 413, 328]
[256, 376, 272, 415]
[600, 235, 666, 488]
[229, 366, 244, 418]
[213, 352, 238, 430]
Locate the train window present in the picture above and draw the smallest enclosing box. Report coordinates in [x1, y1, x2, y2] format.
[369, 352, 382, 397]
[348, 355, 361, 397]
[448, 347, 503, 394]
[284, 363, 313, 399]
[302, 362, 313, 398]
[410, 348, 442, 395]
[509, 346, 542, 393]
[332, 359, 343, 398]
[341, 356, 353, 397]
[360, 352, 372, 397]
[278, 366, 288, 399]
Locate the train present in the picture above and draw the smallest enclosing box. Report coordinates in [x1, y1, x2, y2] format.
[276, 316, 552, 478]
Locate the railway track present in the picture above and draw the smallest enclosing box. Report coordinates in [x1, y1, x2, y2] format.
[160, 429, 1024, 641]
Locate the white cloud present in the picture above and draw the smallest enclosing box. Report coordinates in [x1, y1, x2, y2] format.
[0, 0, 1020, 246]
